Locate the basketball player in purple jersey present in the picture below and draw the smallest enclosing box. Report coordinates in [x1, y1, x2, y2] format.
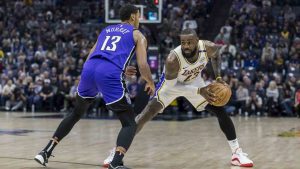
[34, 4, 155, 169]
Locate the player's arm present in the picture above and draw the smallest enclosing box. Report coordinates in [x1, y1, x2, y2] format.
[165, 52, 180, 81]
[204, 40, 222, 80]
[133, 30, 155, 95]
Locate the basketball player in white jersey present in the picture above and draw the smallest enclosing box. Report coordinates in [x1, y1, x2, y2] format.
[104, 28, 254, 167]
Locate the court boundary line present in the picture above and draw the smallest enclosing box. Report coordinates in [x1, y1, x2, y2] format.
[0, 156, 102, 167]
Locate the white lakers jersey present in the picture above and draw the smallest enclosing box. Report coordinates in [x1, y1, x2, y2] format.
[172, 40, 208, 85]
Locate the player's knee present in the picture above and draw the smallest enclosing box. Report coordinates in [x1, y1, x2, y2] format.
[136, 105, 160, 124]
[129, 120, 137, 131]
[147, 100, 163, 116]
[125, 114, 136, 127]
[111, 103, 136, 128]
[120, 112, 137, 129]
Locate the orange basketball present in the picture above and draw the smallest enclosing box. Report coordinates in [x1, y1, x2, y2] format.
[207, 82, 232, 107]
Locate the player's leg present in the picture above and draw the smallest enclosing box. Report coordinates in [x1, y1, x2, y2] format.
[205, 104, 253, 167]
[95, 63, 139, 169]
[103, 79, 178, 167]
[186, 88, 253, 167]
[106, 95, 137, 169]
[205, 104, 237, 143]
[34, 63, 98, 166]
[106, 98, 166, 169]
[187, 86, 239, 150]
[103, 98, 164, 167]
[135, 98, 164, 134]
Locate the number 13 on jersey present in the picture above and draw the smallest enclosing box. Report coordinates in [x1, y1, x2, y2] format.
[101, 36, 121, 51]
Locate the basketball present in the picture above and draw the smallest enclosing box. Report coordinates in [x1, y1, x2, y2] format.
[207, 82, 232, 107]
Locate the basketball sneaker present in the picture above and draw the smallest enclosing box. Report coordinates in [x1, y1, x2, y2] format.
[108, 164, 131, 169]
[34, 151, 53, 166]
[103, 147, 116, 167]
[231, 148, 253, 167]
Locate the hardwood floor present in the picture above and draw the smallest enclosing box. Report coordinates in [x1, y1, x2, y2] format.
[0, 112, 299, 169]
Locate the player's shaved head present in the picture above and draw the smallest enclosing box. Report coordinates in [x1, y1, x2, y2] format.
[180, 28, 198, 37]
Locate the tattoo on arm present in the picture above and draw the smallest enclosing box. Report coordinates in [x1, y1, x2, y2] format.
[204, 40, 222, 78]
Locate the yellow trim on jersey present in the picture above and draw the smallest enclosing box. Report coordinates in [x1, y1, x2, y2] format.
[196, 100, 207, 109]
[202, 40, 209, 62]
[156, 80, 166, 109]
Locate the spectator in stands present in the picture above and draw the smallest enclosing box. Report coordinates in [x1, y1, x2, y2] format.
[232, 53, 244, 70]
[233, 83, 249, 115]
[8, 87, 26, 111]
[284, 5, 296, 22]
[220, 42, 237, 58]
[214, 28, 230, 44]
[261, 42, 275, 72]
[280, 82, 294, 116]
[242, 0, 257, 13]
[2, 80, 16, 110]
[182, 15, 198, 31]
[274, 53, 284, 73]
[220, 44, 235, 69]
[266, 80, 280, 116]
[246, 91, 263, 116]
[40, 79, 54, 111]
[56, 80, 70, 112]
[255, 81, 266, 98]
[26, 82, 37, 111]
[221, 20, 233, 39]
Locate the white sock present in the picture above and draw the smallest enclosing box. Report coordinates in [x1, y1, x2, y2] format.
[228, 138, 240, 153]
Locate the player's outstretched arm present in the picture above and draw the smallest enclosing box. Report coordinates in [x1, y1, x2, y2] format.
[134, 30, 155, 95]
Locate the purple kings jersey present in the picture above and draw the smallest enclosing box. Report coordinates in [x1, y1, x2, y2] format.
[89, 23, 136, 70]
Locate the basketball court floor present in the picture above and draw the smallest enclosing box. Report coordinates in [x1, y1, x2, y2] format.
[0, 112, 299, 169]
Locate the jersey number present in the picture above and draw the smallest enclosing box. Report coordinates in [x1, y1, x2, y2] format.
[101, 36, 121, 51]
[183, 72, 200, 82]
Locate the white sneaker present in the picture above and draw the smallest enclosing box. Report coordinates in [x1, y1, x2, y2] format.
[103, 147, 115, 167]
[34, 151, 50, 166]
[231, 148, 254, 167]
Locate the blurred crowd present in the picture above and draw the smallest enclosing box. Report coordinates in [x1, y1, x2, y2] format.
[0, 0, 103, 112]
[213, 0, 300, 117]
[0, 0, 299, 118]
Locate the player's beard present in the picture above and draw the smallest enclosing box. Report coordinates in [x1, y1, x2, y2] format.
[182, 48, 197, 59]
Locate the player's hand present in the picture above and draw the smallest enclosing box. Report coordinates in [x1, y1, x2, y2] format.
[144, 81, 155, 96]
[199, 86, 217, 104]
[125, 66, 137, 77]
